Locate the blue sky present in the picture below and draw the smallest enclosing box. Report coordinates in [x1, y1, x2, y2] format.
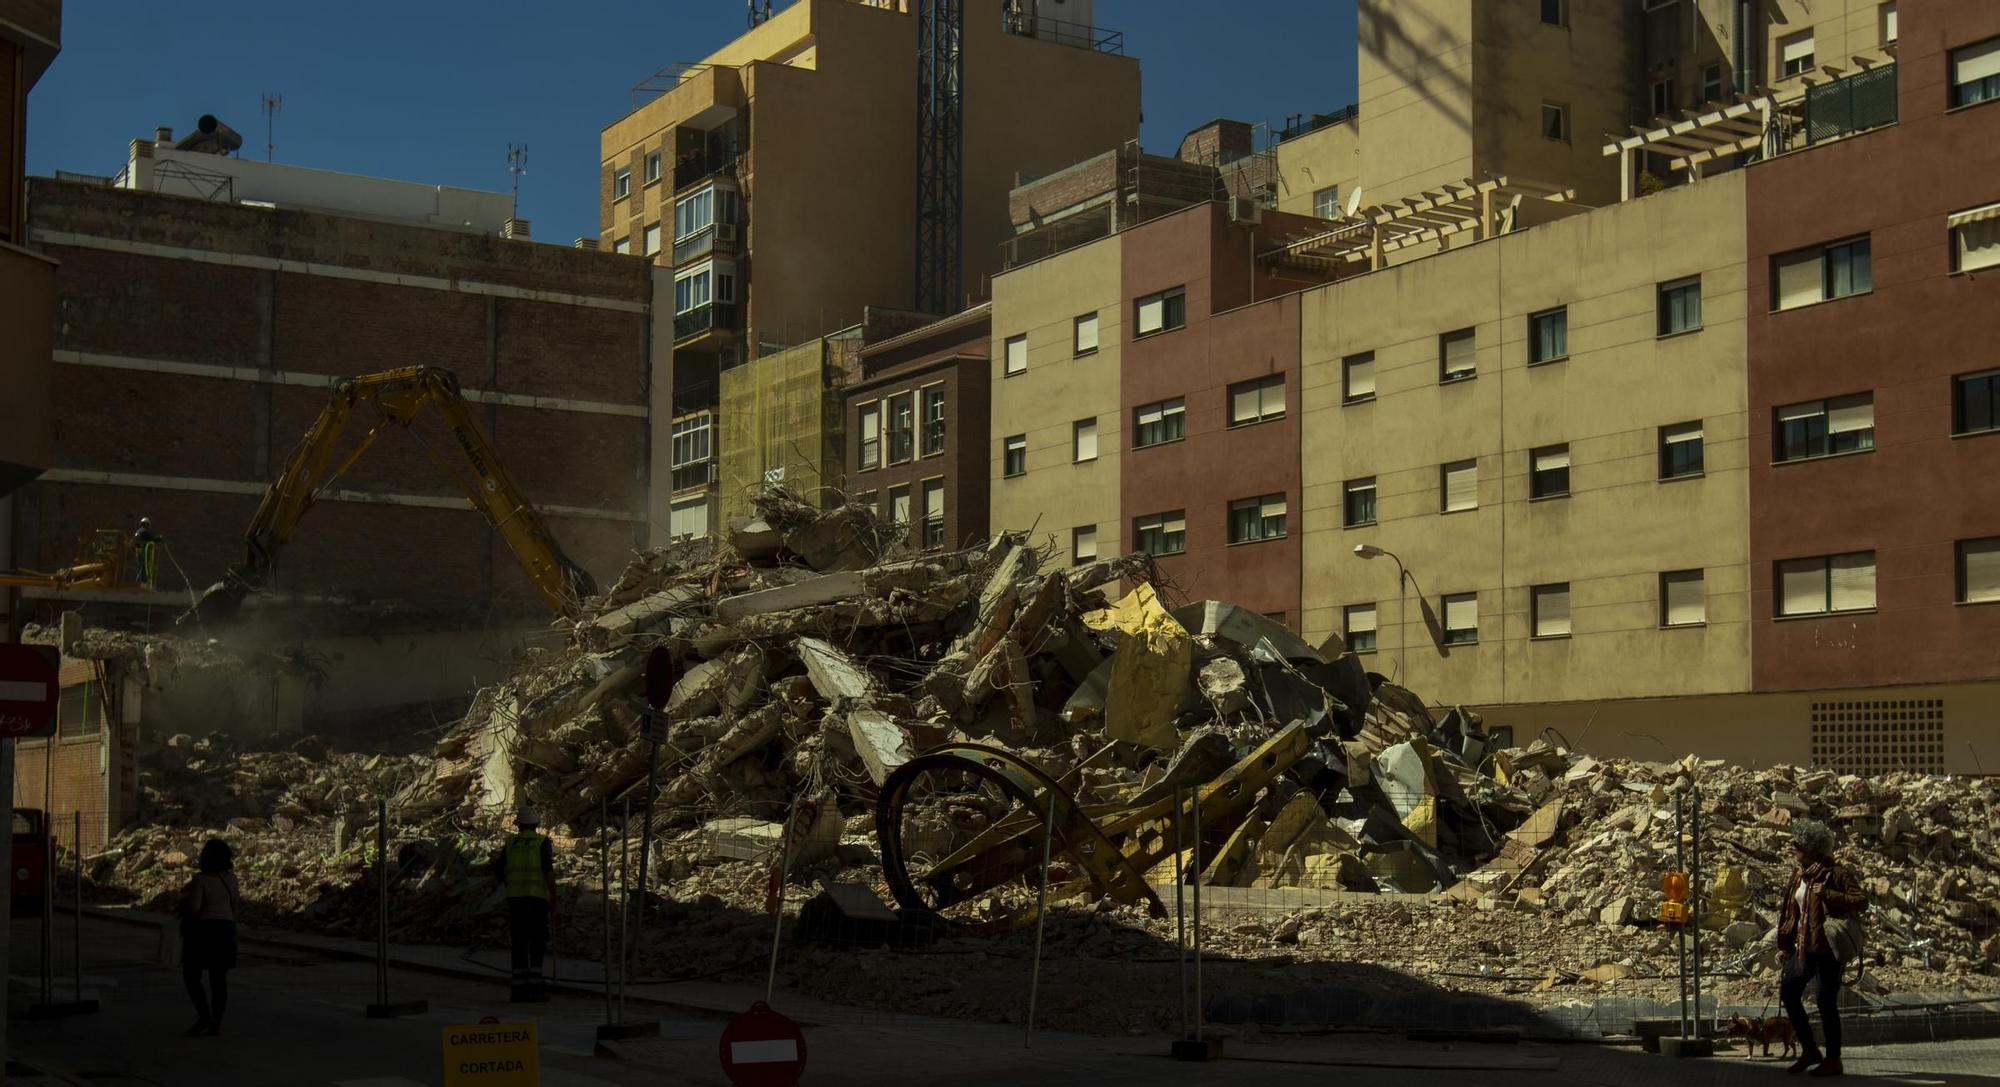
[27, 1, 1358, 246]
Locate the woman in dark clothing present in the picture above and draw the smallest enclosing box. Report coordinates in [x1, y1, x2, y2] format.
[180, 838, 240, 1037]
[1776, 819, 1867, 1077]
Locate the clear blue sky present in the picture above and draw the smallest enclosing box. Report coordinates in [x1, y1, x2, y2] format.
[27, 1, 1358, 247]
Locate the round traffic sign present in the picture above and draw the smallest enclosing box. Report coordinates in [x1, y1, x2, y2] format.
[0, 644, 61, 739]
[719, 1001, 806, 1087]
[643, 646, 679, 711]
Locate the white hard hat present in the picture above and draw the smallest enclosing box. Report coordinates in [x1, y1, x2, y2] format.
[516, 804, 541, 827]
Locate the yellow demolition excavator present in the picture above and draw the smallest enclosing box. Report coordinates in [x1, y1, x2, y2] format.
[191, 365, 596, 621]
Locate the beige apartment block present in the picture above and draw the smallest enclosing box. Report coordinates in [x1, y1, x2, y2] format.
[1299, 172, 1752, 708]
[987, 233, 1123, 561]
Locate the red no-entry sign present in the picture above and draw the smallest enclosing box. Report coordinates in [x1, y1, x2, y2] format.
[0, 644, 60, 739]
[719, 1001, 807, 1087]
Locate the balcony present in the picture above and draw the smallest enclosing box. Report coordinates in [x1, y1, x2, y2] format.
[675, 142, 741, 191]
[672, 222, 741, 266]
[674, 301, 738, 344]
[1802, 64, 1897, 147]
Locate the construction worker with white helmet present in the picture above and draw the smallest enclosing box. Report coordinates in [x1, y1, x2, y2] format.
[489, 803, 556, 1001]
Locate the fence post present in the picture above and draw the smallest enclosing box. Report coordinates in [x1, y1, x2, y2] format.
[364, 797, 426, 1018]
[1023, 799, 1054, 1048]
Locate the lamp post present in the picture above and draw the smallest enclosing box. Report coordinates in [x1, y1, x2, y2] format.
[1352, 543, 1411, 684]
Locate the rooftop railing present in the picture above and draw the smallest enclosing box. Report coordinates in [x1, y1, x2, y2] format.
[1001, 12, 1122, 54]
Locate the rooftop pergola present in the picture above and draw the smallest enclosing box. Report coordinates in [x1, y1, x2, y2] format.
[1263, 176, 1575, 272]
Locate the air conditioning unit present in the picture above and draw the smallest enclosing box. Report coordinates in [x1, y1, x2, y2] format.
[715, 223, 738, 246]
[1228, 195, 1263, 224]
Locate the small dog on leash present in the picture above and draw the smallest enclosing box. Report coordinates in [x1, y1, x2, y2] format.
[1723, 1015, 1797, 1058]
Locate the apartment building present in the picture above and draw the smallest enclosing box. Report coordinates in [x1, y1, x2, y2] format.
[601, 0, 1139, 531]
[843, 304, 991, 551]
[1739, 0, 2000, 759]
[0, 0, 60, 641]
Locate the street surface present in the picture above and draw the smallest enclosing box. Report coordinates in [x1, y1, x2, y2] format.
[9, 916, 2000, 1086]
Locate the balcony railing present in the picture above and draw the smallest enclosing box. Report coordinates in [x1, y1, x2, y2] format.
[671, 222, 741, 266]
[1001, 12, 1122, 54]
[674, 301, 737, 342]
[1803, 64, 1897, 147]
[671, 460, 716, 492]
[1278, 104, 1359, 144]
[675, 145, 741, 191]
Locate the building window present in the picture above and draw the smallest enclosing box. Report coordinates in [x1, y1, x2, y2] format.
[921, 387, 946, 456]
[1133, 398, 1186, 448]
[1529, 308, 1567, 364]
[673, 260, 735, 313]
[614, 167, 632, 200]
[1539, 0, 1565, 27]
[1228, 494, 1287, 544]
[1003, 434, 1027, 478]
[1344, 604, 1378, 653]
[1777, 552, 1876, 616]
[1228, 374, 1286, 426]
[1004, 333, 1027, 376]
[1441, 459, 1478, 512]
[922, 479, 945, 547]
[1955, 369, 2000, 435]
[889, 485, 912, 529]
[857, 491, 878, 515]
[1541, 102, 1568, 141]
[1135, 287, 1186, 336]
[1773, 237, 1871, 309]
[1134, 511, 1186, 557]
[56, 683, 100, 737]
[1073, 312, 1099, 355]
[1073, 525, 1098, 564]
[1780, 31, 1815, 77]
[1879, 2, 1897, 45]
[1532, 583, 1571, 638]
[1073, 418, 1098, 462]
[1700, 64, 1724, 103]
[1659, 421, 1704, 478]
[1775, 394, 1874, 462]
[1959, 537, 2000, 603]
[1661, 569, 1706, 626]
[1343, 352, 1376, 403]
[1950, 36, 2000, 107]
[645, 151, 663, 184]
[858, 403, 881, 470]
[1658, 276, 1702, 335]
[1442, 593, 1478, 645]
[1313, 185, 1341, 218]
[1530, 445, 1571, 499]
[1650, 78, 1677, 118]
[644, 223, 663, 257]
[673, 185, 739, 241]
[1343, 477, 1377, 528]
[670, 414, 714, 490]
[613, 237, 632, 255]
[887, 393, 916, 463]
[1439, 328, 1477, 382]
[1951, 206, 2000, 272]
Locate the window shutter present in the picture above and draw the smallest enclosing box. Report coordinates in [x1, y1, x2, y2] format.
[1534, 448, 1571, 471]
[1782, 33, 1815, 65]
[1955, 37, 2000, 85]
[1444, 462, 1478, 510]
[1137, 296, 1165, 335]
[1005, 336, 1027, 374]
[1779, 558, 1828, 615]
[1347, 605, 1376, 635]
[1347, 356, 1375, 398]
[1775, 250, 1823, 309]
[1137, 404, 1163, 427]
[1778, 400, 1824, 424]
[1964, 539, 2000, 603]
[1956, 216, 2000, 272]
[891, 491, 911, 524]
[1074, 526, 1097, 561]
[1664, 421, 1703, 444]
[1264, 496, 1287, 519]
[862, 410, 879, 444]
[1443, 594, 1478, 632]
[1232, 386, 1260, 423]
[1074, 420, 1098, 460]
[1535, 585, 1571, 636]
[1165, 514, 1186, 536]
[1443, 332, 1474, 373]
[1075, 314, 1099, 352]
[924, 483, 944, 521]
[1830, 552, 1876, 611]
[1827, 397, 1873, 434]
[1663, 570, 1706, 625]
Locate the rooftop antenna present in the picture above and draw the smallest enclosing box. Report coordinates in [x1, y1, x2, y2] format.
[260, 92, 281, 162]
[507, 143, 528, 220]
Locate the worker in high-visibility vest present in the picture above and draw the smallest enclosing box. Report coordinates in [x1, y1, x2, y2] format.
[490, 804, 556, 1001]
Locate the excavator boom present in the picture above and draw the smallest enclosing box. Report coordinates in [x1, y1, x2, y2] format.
[195, 366, 596, 621]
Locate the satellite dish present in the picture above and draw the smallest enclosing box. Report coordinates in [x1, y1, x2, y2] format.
[1344, 187, 1365, 217]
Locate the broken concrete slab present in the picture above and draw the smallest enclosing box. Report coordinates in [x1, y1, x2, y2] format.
[667, 645, 766, 719]
[846, 707, 914, 787]
[797, 637, 874, 706]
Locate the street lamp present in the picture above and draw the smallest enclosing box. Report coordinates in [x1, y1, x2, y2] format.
[1351, 543, 1412, 683]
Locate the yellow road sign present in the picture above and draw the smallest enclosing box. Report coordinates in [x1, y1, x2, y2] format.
[442, 1021, 540, 1086]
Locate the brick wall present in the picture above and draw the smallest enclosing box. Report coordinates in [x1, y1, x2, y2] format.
[13, 661, 123, 854]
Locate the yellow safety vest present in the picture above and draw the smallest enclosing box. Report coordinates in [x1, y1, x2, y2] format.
[503, 833, 549, 900]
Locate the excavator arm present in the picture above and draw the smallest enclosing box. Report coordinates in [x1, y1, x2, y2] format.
[196, 366, 596, 621]
[0, 529, 144, 592]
